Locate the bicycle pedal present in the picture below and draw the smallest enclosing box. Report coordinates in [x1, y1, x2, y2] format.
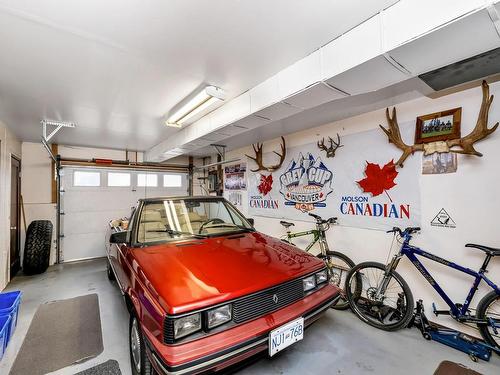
[432, 302, 450, 316]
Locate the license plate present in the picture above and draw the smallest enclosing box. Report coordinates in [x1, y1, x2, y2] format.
[269, 317, 304, 356]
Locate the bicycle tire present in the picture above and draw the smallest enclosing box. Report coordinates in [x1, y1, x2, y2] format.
[476, 290, 500, 351]
[345, 261, 414, 331]
[323, 251, 356, 310]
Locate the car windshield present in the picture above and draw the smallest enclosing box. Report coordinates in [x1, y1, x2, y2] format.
[137, 198, 253, 244]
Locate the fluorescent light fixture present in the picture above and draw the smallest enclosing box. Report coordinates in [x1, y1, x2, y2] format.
[165, 85, 225, 127]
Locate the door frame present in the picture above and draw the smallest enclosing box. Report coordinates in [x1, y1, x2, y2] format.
[10, 155, 21, 279]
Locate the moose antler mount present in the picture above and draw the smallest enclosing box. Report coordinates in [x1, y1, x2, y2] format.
[245, 136, 286, 172]
[380, 80, 498, 167]
[317, 133, 343, 158]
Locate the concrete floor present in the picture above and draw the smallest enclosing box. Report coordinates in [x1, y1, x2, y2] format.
[0, 258, 498, 375]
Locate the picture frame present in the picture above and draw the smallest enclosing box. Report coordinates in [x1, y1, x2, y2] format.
[415, 107, 462, 144]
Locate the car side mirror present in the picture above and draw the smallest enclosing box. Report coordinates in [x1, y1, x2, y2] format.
[110, 231, 127, 244]
[246, 218, 255, 226]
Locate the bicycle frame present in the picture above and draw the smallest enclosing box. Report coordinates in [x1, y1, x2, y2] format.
[391, 235, 500, 319]
[284, 223, 329, 254]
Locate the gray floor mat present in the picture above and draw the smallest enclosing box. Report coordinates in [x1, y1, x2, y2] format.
[74, 360, 122, 375]
[9, 294, 104, 375]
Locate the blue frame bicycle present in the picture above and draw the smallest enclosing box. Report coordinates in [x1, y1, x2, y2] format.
[345, 226, 500, 351]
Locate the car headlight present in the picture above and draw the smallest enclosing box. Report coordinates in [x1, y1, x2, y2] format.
[173, 313, 201, 339]
[316, 270, 328, 285]
[303, 275, 316, 292]
[207, 304, 232, 329]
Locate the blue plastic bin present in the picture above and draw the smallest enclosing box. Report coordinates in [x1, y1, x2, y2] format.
[0, 315, 11, 361]
[0, 291, 22, 344]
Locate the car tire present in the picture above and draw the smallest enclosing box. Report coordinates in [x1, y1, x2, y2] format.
[129, 314, 155, 375]
[107, 260, 116, 281]
[23, 220, 53, 275]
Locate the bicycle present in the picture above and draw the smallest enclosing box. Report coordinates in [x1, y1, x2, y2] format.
[280, 212, 356, 310]
[344, 226, 500, 352]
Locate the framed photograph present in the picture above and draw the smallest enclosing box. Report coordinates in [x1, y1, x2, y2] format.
[415, 107, 461, 144]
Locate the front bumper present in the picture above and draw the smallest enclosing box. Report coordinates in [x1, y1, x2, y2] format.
[144, 285, 339, 375]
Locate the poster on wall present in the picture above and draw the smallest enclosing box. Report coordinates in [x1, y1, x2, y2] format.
[224, 163, 246, 190]
[247, 124, 421, 231]
[226, 191, 243, 207]
[223, 163, 246, 207]
[422, 153, 457, 174]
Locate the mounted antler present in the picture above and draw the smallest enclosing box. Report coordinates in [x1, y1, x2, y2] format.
[380, 80, 498, 167]
[317, 133, 343, 158]
[245, 136, 286, 172]
[446, 80, 499, 156]
[379, 107, 424, 167]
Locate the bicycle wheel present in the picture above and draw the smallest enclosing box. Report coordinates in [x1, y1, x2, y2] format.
[321, 251, 356, 310]
[476, 290, 500, 351]
[345, 261, 414, 331]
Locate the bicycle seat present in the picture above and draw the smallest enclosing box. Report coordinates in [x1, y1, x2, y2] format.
[280, 221, 295, 228]
[465, 243, 500, 256]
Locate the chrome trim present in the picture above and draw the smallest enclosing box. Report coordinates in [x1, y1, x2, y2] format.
[152, 337, 268, 375]
[151, 294, 339, 375]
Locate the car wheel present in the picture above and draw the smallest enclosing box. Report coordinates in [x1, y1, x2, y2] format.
[106, 260, 116, 281]
[129, 315, 155, 375]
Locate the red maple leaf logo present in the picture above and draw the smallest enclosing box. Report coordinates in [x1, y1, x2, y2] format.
[357, 160, 398, 201]
[258, 174, 273, 196]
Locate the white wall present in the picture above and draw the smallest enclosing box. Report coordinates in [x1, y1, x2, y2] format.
[0, 121, 21, 290]
[227, 81, 500, 335]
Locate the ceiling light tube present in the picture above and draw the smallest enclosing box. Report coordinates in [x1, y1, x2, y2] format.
[165, 86, 225, 127]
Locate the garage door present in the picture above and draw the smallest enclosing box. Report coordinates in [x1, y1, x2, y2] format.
[61, 167, 188, 262]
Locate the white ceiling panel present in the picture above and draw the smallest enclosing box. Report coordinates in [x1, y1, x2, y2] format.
[253, 102, 303, 122]
[325, 56, 410, 95]
[389, 9, 500, 75]
[284, 83, 348, 110]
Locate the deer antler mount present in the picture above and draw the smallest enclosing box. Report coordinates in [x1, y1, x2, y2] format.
[317, 133, 343, 158]
[245, 136, 286, 172]
[380, 80, 498, 167]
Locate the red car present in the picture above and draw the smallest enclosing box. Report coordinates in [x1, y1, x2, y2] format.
[107, 196, 340, 375]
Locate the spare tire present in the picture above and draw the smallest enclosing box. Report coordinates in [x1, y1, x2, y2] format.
[23, 220, 53, 275]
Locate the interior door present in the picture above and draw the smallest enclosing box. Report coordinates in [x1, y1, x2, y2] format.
[10, 156, 21, 278]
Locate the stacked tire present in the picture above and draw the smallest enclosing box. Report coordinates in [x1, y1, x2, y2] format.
[23, 220, 53, 275]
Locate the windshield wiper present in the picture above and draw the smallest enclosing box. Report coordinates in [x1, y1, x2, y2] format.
[203, 223, 254, 232]
[147, 229, 207, 239]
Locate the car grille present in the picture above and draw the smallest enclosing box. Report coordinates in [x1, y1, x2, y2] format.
[233, 278, 305, 323]
[163, 275, 310, 343]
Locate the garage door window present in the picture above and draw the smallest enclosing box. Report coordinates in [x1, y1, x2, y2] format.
[73, 171, 101, 187]
[108, 172, 131, 187]
[138, 173, 158, 187]
[163, 174, 182, 187]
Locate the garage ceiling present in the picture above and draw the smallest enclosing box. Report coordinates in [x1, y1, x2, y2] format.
[0, 0, 398, 151]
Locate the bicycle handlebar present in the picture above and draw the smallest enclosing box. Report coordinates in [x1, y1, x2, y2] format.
[387, 226, 421, 235]
[308, 212, 337, 224]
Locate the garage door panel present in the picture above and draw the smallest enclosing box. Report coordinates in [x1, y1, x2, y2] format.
[61, 167, 188, 261]
[63, 210, 130, 235]
[63, 191, 138, 212]
[62, 233, 107, 261]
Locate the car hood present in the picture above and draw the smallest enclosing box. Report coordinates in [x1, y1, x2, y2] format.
[131, 231, 323, 315]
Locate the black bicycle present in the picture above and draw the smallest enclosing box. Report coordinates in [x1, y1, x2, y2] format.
[280, 212, 356, 310]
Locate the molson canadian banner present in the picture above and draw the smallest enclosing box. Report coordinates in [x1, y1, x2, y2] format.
[247, 124, 421, 231]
